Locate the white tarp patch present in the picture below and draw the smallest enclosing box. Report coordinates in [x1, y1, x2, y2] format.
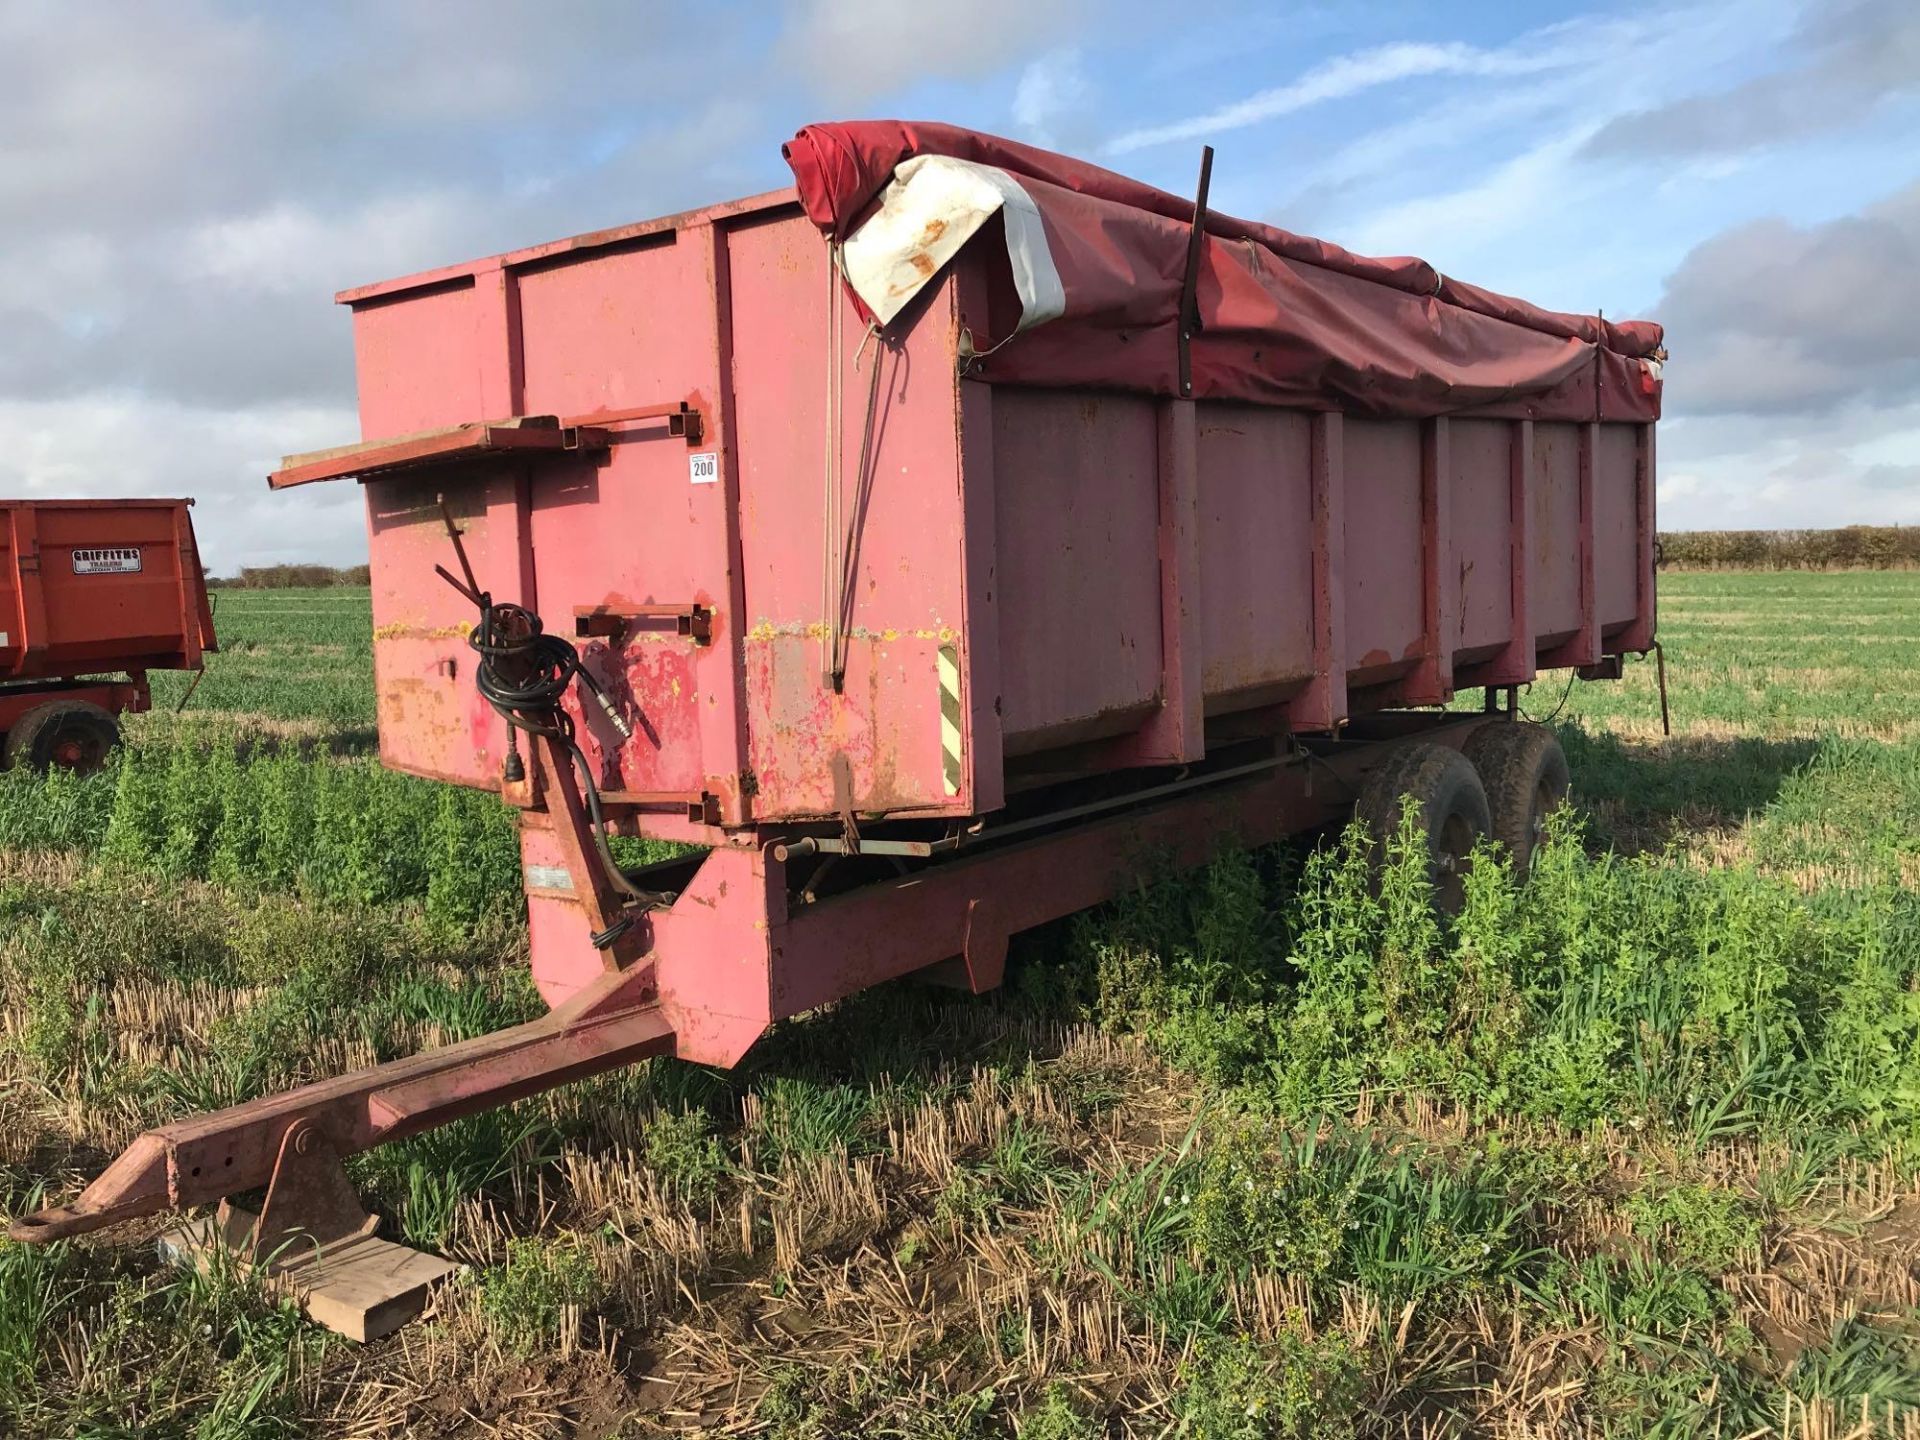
[841, 155, 1065, 334]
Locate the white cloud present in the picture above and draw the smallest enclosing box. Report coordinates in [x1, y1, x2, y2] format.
[1587, 0, 1920, 159]
[1654, 156, 1752, 193]
[1110, 42, 1531, 153]
[1654, 180, 1920, 417]
[1657, 403, 1920, 529]
[0, 2, 275, 227]
[0, 3, 789, 566]
[0, 396, 365, 572]
[1239, 0, 1850, 330]
[180, 193, 490, 298]
[1336, 128, 1600, 269]
[1103, 12, 1671, 157]
[1847, 426, 1920, 468]
[1267, 2, 1768, 225]
[780, 0, 1084, 105]
[1012, 49, 1090, 149]
[0, 0, 1103, 567]
[4, 0, 1914, 563]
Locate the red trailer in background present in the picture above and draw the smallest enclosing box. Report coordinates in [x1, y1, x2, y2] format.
[0, 498, 217, 772]
[15, 124, 1660, 1258]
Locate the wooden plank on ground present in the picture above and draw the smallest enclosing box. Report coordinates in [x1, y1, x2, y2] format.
[159, 1208, 461, 1343]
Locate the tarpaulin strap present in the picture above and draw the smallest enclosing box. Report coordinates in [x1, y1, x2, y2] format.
[958, 324, 1019, 374]
[822, 243, 845, 689]
[821, 239, 884, 692]
[834, 321, 884, 690]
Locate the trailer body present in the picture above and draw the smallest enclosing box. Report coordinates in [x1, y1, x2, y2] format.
[278, 174, 1655, 1012]
[0, 499, 216, 768]
[15, 126, 1659, 1249]
[303, 197, 1654, 832]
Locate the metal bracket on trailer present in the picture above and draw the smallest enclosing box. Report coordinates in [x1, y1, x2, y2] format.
[1576, 654, 1624, 681]
[1176, 145, 1214, 399]
[234, 1119, 377, 1260]
[575, 602, 713, 645]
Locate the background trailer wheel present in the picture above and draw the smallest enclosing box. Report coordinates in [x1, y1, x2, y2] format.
[1463, 720, 1570, 878]
[4, 699, 121, 775]
[1354, 741, 1492, 913]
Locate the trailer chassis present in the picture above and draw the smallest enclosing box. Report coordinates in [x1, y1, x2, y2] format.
[11, 706, 1499, 1245]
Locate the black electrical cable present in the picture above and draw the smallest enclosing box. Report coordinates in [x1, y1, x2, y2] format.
[465, 600, 668, 926]
[1521, 667, 1580, 727]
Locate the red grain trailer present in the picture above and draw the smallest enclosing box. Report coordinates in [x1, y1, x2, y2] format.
[15, 125, 1660, 1249]
[0, 498, 217, 772]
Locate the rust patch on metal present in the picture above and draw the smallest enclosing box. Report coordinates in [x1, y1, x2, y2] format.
[374, 622, 469, 641]
[744, 629, 938, 818]
[575, 640, 705, 795]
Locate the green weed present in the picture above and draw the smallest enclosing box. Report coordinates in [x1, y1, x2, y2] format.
[753, 1364, 997, 1440]
[0, 1234, 325, 1439]
[5, 573, 1920, 1437]
[749, 1076, 873, 1169]
[1173, 1327, 1367, 1440]
[1057, 805, 1920, 1156]
[1526, 1251, 1731, 1345]
[0, 1237, 81, 1407]
[1017, 1384, 1102, 1440]
[1786, 1317, 1920, 1416]
[85, 732, 522, 934]
[478, 1235, 602, 1354]
[0, 762, 115, 852]
[1624, 1180, 1763, 1273]
[1188, 1122, 1543, 1308]
[644, 1108, 729, 1204]
[756, 1364, 834, 1439]
[355, 1107, 561, 1249]
[938, 1118, 1066, 1229]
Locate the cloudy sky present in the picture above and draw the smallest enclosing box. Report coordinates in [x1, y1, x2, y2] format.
[3, 0, 1916, 571]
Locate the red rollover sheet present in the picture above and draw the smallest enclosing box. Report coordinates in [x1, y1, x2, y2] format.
[784, 120, 1662, 423]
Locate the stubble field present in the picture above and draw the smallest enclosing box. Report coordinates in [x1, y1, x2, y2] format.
[1, 571, 1918, 1439]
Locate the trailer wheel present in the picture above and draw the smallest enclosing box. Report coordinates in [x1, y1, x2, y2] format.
[1354, 742, 1491, 913]
[1463, 720, 1569, 879]
[5, 700, 121, 776]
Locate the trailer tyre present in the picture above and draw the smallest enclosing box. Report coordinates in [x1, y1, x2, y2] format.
[1463, 720, 1569, 879]
[1354, 742, 1491, 914]
[5, 700, 121, 776]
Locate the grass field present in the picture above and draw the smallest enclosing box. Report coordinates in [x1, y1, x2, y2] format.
[2, 575, 1918, 1438]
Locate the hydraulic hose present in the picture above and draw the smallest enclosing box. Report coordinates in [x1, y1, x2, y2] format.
[465, 599, 667, 932]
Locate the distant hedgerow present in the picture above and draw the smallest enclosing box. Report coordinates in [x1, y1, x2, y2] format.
[1660, 525, 1920, 570]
